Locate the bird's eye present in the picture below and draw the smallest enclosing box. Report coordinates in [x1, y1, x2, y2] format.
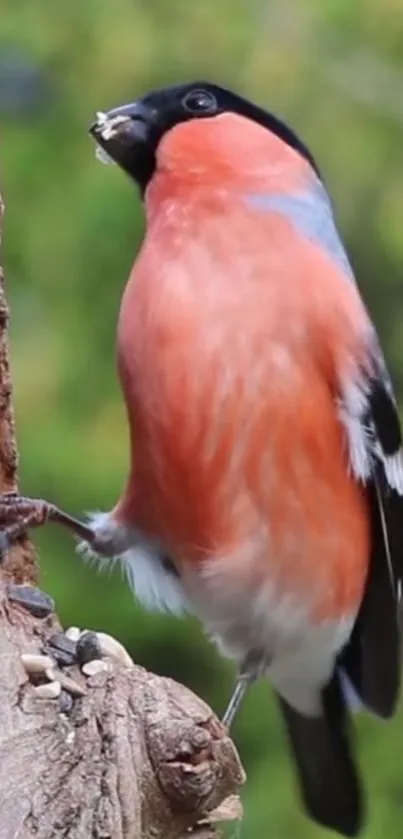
[182, 89, 217, 114]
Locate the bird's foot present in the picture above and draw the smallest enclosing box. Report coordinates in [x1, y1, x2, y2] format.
[0, 491, 96, 559]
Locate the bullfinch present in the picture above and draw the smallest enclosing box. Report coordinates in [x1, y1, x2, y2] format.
[2, 81, 402, 837]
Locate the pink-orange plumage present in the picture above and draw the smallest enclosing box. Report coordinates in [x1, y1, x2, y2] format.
[115, 115, 370, 625]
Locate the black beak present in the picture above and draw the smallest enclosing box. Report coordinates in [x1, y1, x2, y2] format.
[89, 100, 155, 163]
[89, 98, 159, 190]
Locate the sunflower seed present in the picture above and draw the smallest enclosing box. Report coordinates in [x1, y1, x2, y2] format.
[96, 632, 133, 667]
[21, 653, 56, 676]
[7, 584, 54, 617]
[33, 680, 61, 699]
[44, 632, 77, 667]
[81, 658, 109, 677]
[76, 630, 102, 665]
[65, 627, 81, 642]
[57, 673, 87, 697]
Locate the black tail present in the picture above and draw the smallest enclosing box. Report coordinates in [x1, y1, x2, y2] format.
[276, 674, 363, 836]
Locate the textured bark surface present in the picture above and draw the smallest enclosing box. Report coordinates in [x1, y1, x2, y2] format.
[0, 195, 37, 586]
[0, 195, 245, 838]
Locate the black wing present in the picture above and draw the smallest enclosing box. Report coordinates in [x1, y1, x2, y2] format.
[339, 358, 403, 718]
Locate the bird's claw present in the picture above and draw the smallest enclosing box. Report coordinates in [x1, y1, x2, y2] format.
[0, 493, 53, 559]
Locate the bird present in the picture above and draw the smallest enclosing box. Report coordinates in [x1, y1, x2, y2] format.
[2, 81, 403, 836]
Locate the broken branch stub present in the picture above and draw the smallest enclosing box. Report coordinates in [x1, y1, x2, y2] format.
[0, 189, 245, 837]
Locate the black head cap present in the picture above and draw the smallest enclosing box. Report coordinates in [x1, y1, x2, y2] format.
[90, 81, 320, 194]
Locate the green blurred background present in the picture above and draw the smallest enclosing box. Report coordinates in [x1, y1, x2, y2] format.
[2, 1, 403, 836]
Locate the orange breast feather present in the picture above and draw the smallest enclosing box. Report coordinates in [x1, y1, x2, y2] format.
[116, 181, 370, 623]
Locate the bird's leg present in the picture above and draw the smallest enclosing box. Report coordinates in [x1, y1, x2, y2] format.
[222, 649, 267, 728]
[0, 491, 96, 557]
[222, 675, 252, 729]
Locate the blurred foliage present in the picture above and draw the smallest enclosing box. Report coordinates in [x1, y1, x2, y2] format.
[2, 1, 403, 836]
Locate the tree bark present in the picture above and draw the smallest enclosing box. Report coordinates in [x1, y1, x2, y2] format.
[0, 194, 245, 838]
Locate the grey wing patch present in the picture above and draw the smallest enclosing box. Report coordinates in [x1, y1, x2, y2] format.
[245, 178, 354, 279]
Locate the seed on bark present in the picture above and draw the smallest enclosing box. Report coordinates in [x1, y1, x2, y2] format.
[57, 672, 87, 697]
[33, 680, 61, 699]
[21, 653, 56, 676]
[81, 658, 109, 677]
[43, 632, 77, 667]
[7, 583, 54, 618]
[96, 631, 133, 667]
[65, 626, 81, 642]
[75, 630, 102, 665]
